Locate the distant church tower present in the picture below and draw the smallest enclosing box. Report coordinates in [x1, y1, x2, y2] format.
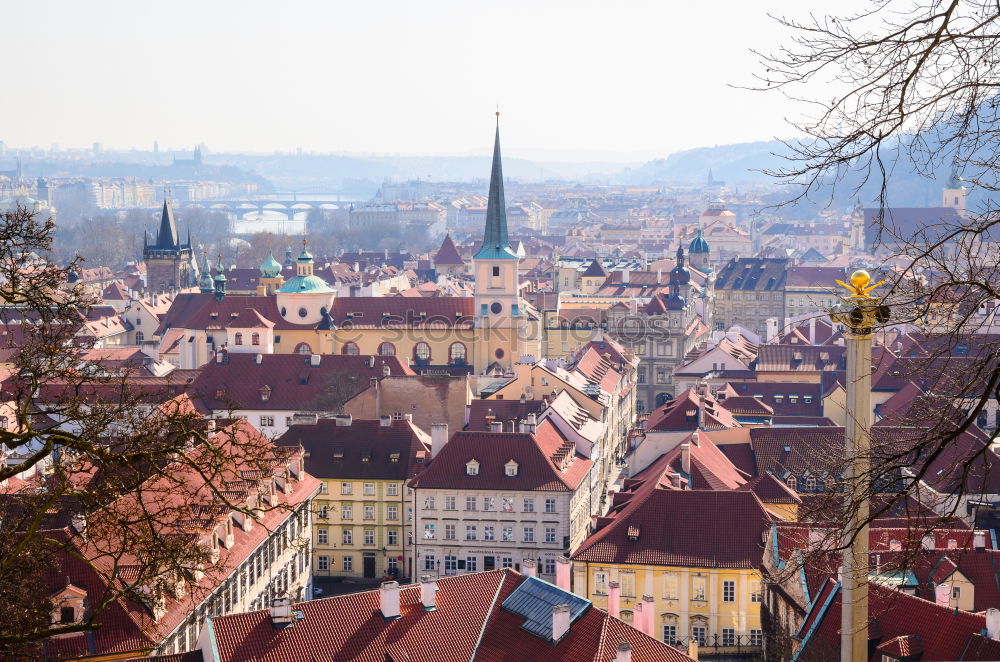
[473, 116, 524, 372]
[143, 198, 194, 292]
[942, 163, 967, 213]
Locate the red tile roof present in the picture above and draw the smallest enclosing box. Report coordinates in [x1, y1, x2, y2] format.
[466, 398, 546, 431]
[573, 488, 772, 568]
[189, 353, 412, 412]
[409, 420, 592, 492]
[644, 388, 739, 432]
[277, 418, 429, 481]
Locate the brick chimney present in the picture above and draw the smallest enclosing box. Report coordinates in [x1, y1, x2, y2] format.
[555, 556, 571, 591]
[420, 575, 437, 611]
[380, 581, 401, 619]
[431, 423, 449, 459]
[522, 558, 537, 577]
[615, 642, 632, 662]
[607, 581, 620, 619]
[552, 604, 571, 642]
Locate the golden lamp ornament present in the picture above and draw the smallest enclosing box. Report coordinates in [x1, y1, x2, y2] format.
[836, 269, 885, 299]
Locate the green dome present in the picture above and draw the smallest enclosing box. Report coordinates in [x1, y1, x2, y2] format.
[277, 274, 334, 294]
[260, 251, 282, 277]
[689, 229, 710, 254]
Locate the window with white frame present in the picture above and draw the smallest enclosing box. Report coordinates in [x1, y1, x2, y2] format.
[364, 529, 375, 545]
[341, 504, 353, 520]
[343, 556, 353, 571]
[387, 505, 398, 520]
[467, 556, 478, 572]
[620, 572, 636, 597]
[317, 528, 328, 545]
[663, 573, 679, 600]
[723, 580, 736, 602]
[594, 571, 608, 595]
[318, 505, 328, 519]
[424, 495, 435, 510]
[466, 460, 479, 476]
[750, 580, 761, 603]
[692, 625, 707, 645]
[483, 496, 496, 511]
[505, 460, 519, 476]
[386, 483, 398, 496]
[722, 628, 735, 646]
[423, 555, 435, 571]
[341, 482, 352, 495]
[387, 529, 398, 546]
[502, 526, 513, 542]
[445, 496, 456, 510]
[545, 527, 557, 543]
[523, 498, 535, 512]
[663, 624, 677, 644]
[523, 526, 534, 543]
[317, 555, 329, 571]
[466, 496, 477, 511]
[749, 629, 762, 646]
[484, 526, 495, 541]
[423, 523, 436, 539]
[445, 524, 456, 540]
[466, 525, 477, 540]
[259, 415, 274, 427]
[444, 555, 458, 573]
[342, 529, 353, 545]
[544, 559, 555, 575]
[692, 576, 706, 601]
[363, 482, 375, 496]
[545, 498, 557, 513]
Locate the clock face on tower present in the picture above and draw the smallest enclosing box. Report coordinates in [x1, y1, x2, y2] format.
[490, 302, 503, 314]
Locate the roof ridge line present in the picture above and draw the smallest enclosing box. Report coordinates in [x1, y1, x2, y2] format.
[469, 569, 510, 662]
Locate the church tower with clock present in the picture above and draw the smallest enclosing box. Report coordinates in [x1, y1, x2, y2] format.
[473, 117, 524, 372]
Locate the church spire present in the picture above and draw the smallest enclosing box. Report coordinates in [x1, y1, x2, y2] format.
[156, 199, 179, 249]
[474, 115, 517, 260]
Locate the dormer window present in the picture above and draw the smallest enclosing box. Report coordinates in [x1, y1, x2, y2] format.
[466, 460, 480, 476]
[505, 460, 519, 477]
[260, 385, 271, 401]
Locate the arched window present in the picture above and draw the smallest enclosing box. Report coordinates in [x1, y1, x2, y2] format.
[414, 342, 431, 365]
[251, 332, 260, 346]
[342, 342, 360, 355]
[234, 332, 243, 345]
[135, 331, 144, 343]
[378, 342, 396, 356]
[0, 416, 8, 430]
[449, 342, 467, 365]
[295, 343, 313, 355]
[786, 475, 798, 490]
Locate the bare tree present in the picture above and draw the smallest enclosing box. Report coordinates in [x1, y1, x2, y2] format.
[753, 0, 1000, 641]
[0, 206, 293, 657]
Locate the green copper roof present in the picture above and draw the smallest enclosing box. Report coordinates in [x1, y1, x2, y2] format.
[260, 251, 282, 277]
[277, 274, 334, 294]
[473, 123, 518, 261]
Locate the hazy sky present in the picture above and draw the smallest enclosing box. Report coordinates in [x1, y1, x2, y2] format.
[4, 0, 835, 161]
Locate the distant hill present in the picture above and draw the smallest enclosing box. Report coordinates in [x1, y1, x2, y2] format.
[621, 140, 789, 186]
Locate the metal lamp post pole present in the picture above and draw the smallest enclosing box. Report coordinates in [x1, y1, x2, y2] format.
[830, 270, 888, 662]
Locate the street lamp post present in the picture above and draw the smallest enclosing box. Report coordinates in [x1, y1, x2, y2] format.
[830, 269, 889, 662]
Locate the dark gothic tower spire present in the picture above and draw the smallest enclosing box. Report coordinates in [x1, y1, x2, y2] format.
[156, 199, 179, 249]
[474, 115, 517, 260]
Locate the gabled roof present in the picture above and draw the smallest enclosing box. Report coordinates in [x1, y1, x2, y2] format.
[573, 488, 772, 568]
[644, 388, 739, 432]
[467, 398, 546, 431]
[226, 308, 274, 329]
[409, 419, 592, 492]
[277, 418, 429, 481]
[202, 569, 694, 662]
[581, 258, 608, 278]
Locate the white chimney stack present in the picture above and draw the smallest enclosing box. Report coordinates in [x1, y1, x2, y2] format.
[607, 581, 620, 619]
[922, 533, 935, 550]
[556, 556, 571, 591]
[935, 583, 950, 607]
[641, 594, 655, 635]
[420, 575, 437, 611]
[489, 421, 503, 433]
[987, 608, 1000, 640]
[380, 580, 401, 619]
[335, 414, 353, 427]
[552, 604, 571, 642]
[615, 642, 632, 662]
[522, 558, 537, 578]
[680, 442, 691, 475]
[270, 596, 293, 627]
[975, 529, 987, 550]
[634, 601, 644, 634]
[809, 316, 816, 344]
[310, 354, 321, 367]
[380, 415, 392, 427]
[431, 423, 449, 459]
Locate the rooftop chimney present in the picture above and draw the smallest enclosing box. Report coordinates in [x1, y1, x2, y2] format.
[380, 581, 401, 619]
[922, 533, 935, 550]
[420, 575, 437, 611]
[691, 429, 700, 447]
[607, 581, 620, 619]
[987, 608, 1000, 640]
[310, 354, 321, 367]
[380, 415, 392, 427]
[525, 413, 537, 433]
[335, 414, 353, 427]
[431, 423, 449, 459]
[552, 604, 571, 643]
[270, 596, 293, 628]
[615, 642, 632, 662]
[975, 529, 987, 551]
[556, 556, 571, 590]
[489, 421, 503, 433]
[216, 350, 225, 364]
[935, 583, 950, 607]
[522, 558, 537, 578]
[641, 594, 655, 636]
[382, 364, 391, 377]
[255, 353, 263, 365]
[680, 442, 691, 475]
